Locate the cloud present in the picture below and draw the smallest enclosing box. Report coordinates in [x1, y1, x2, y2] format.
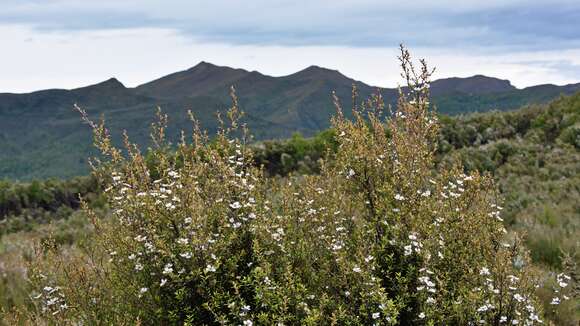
[1, 24, 579, 93]
[1, 0, 579, 51]
[517, 59, 580, 83]
[1, 1, 579, 92]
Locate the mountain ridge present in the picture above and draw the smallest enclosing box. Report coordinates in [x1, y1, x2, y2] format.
[6, 62, 578, 95]
[1, 61, 580, 180]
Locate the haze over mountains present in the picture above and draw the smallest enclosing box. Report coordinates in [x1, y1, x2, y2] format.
[1, 62, 580, 180]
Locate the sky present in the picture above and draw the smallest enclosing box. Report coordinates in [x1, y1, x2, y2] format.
[1, 0, 580, 93]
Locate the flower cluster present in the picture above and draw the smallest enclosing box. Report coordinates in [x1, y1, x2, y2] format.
[32, 283, 68, 316]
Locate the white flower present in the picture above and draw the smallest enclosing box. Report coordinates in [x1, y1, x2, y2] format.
[418, 312, 425, 319]
[134, 235, 147, 242]
[230, 202, 242, 209]
[46, 297, 59, 306]
[479, 267, 490, 276]
[180, 252, 193, 259]
[243, 320, 253, 326]
[134, 263, 143, 271]
[372, 312, 380, 319]
[550, 297, 560, 305]
[513, 294, 524, 302]
[560, 273, 571, 280]
[477, 305, 489, 312]
[205, 264, 217, 273]
[162, 263, 174, 274]
[426, 297, 436, 304]
[160, 278, 168, 287]
[558, 281, 568, 288]
[394, 194, 405, 201]
[165, 203, 176, 210]
[353, 267, 362, 273]
[177, 238, 189, 245]
[499, 316, 507, 323]
[347, 169, 355, 178]
[144, 242, 154, 252]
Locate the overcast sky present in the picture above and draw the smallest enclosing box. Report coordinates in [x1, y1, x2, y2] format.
[1, 0, 579, 93]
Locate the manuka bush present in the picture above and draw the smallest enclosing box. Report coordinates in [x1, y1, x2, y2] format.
[25, 47, 575, 325]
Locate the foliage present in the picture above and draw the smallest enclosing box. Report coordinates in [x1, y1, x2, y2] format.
[13, 47, 576, 325]
[253, 130, 338, 176]
[0, 176, 104, 236]
[253, 93, 580, 271]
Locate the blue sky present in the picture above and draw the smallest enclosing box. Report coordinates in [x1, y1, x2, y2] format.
[1, 0, 579, 92]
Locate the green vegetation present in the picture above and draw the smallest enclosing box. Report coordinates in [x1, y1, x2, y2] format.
[0, 176, 104, 236]
[440, 94, 580, 272]
[2, 61, 579, 181]
[0, 49, 577, 325]
[252, 94, 580, 268]
[2, 93, 578, 268]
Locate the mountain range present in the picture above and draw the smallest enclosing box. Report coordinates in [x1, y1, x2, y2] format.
[1, 61, 580, 180]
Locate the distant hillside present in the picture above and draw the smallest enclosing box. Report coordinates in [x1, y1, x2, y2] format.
[1, 62, 579, 180]
[430, 75, 516, 96]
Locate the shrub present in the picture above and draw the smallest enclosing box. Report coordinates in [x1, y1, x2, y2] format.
[23, 46, 575, 325]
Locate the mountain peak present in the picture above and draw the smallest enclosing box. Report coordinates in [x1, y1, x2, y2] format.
[136, 61, 249, 99]
[101, 77, 125, 88]
[189, 61, 219, 71]
[430, 75, 516, 96]
[303, 65, 338, 73]
[74, 77, 126, 92]
[289, 65, 346, 80]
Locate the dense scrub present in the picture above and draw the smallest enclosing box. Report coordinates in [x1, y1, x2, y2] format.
[0, 176, 103, 236]
[3, 93, 578, 252]
[253, 93, 580, 270]
[3, 48, 573, 325]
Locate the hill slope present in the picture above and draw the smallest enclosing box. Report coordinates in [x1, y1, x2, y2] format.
[1, 62, 579, 180]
